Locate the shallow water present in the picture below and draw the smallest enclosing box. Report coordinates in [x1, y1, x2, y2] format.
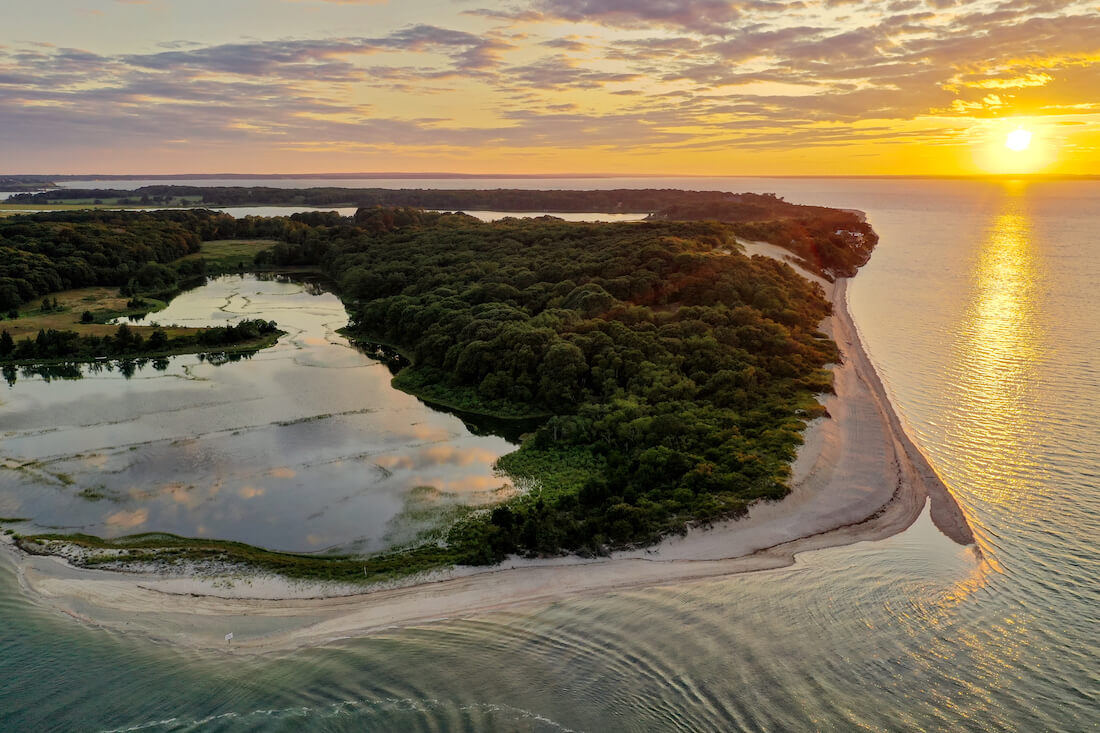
[1, 179, 1097, 731]
[0, 275, 516, 553]
[215, 206, 648, 222]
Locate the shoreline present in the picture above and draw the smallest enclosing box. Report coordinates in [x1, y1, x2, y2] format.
[0, 256, 976, 654]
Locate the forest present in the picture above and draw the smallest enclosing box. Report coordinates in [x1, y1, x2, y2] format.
[0, 320, 280, 365]
[0, 209, 322, 311]
[5, 188, 874, 277]
[0, 211, 207, 310]
[2, 201, 875, 568]
[256, 209, 847, 560]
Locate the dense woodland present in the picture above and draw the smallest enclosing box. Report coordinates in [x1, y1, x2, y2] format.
[0, 320, 279, 365]
[256, 209, 845, 560]
[0, 209, 319, 311]
[1, 201, 875, 566]
[7, 188, 874, 277]
[9, 186, 822, 213]
[7, 187, 874, 276]
[0, 211, 206, 310]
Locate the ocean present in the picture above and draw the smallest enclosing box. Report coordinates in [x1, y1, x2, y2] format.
[1, 178, 1097, 732]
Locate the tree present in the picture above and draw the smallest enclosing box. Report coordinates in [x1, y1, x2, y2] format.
[115, 323, 135, 350]
[539, 341, 588, 404]
[148, 329, 168, 350]
[81, 311, 94, 323]
[0, 330, 13, 357]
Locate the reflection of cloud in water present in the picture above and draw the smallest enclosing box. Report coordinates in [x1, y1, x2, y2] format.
[81, 453, 109, 469]
[405, 424, 455, 442]
[268, 467, 296, 479]
[445, 475, 510, 493]
[422, 444, 500, 467]
[375, 444, 502, 472]
[405, 475, 510, 494]
[169, 484, 202, 508]
[239, 485, 265, 499]
[106, 508, 149, 529]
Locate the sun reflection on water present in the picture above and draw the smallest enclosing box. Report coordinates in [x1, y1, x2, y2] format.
[949, 181, 1046, 513]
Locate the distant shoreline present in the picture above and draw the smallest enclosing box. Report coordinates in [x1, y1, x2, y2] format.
[1, 241, 977, 655]
[5, 173, 1098, 182]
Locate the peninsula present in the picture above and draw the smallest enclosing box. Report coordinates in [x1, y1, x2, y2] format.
[0, 193, 975, 650]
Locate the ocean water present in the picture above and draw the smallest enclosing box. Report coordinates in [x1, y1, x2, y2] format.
[1, 179, 1097, 732]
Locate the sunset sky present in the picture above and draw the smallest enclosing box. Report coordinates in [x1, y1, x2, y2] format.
[3, 0, 1099, 175]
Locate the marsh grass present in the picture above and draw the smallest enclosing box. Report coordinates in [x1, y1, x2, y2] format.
[17, 532, 472, 585]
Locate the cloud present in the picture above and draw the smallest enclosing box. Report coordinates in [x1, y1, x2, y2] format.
[1, 0, 1099, 169]
[530, 0, 746, 34]
[120, 25, 510, 80]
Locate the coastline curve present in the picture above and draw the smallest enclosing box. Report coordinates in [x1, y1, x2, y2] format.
[0, 250, 977, 654]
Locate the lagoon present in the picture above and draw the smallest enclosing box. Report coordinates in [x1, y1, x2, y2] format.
[0, 275, 516, 553]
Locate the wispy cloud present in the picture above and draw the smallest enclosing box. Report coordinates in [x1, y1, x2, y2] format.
[1, 0, 1098, 172]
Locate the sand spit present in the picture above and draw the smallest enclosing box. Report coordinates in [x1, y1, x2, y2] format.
[2, 248, 975, 654]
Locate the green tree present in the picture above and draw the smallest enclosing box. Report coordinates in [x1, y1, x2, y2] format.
[0, 330, 13, 357]
[539, 341, 588, 404]
[115, 323, 135, 350]
[148, 329, 168, 350]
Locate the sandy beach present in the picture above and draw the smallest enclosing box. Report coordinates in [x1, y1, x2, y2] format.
[1, 244, 975, 654]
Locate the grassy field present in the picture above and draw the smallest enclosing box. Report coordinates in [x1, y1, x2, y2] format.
[181, 239, 280, 271]
[0, 287, 187, 341]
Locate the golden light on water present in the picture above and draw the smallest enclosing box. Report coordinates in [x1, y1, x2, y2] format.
[953, 182, 1044, 510]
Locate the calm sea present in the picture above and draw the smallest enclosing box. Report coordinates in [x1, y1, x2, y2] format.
[1, 178, 1097, 732]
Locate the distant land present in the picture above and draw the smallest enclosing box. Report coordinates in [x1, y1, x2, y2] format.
[3, 173, 1099, 189]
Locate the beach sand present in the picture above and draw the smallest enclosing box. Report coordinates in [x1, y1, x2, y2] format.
[1, 243, 975, 654]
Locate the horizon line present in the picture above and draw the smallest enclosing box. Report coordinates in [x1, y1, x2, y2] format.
[5, 172, 1098, 181]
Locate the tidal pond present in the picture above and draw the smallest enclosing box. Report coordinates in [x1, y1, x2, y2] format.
[0, 275, 519, 553]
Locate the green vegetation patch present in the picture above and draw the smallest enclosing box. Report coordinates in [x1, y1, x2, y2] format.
[180, 239, 281, 273]
[1, 320, 282, 367]
[17, 532, 470, 585]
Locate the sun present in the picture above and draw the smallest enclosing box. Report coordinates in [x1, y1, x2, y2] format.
[1005, 128, 1033, 152]
[974, 121, 1053, 174]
